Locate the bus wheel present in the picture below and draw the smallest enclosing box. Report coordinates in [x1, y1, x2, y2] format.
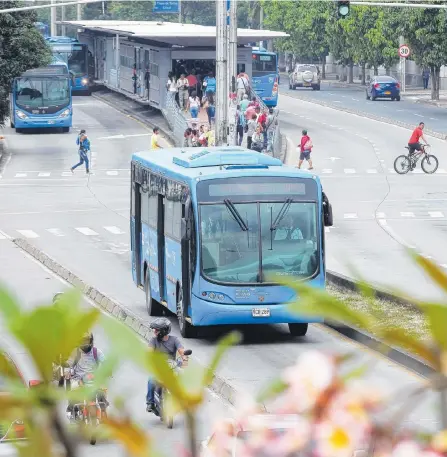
[288, 323, 308, 337]
[145, 274, 163, 316]
[177, 288, 197, 338]
[62, 127, 70, 133]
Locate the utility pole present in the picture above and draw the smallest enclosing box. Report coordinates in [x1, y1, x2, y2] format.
[215, 0, 228, 146]
[179, 0, 182, 23]
[77, 2, 82, 20]
[61, 5, 66, 35]
[228, 0, 238, 146]
[50, 0, 57, 36]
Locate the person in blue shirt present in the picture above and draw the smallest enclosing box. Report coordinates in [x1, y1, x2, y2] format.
[203, 72, 216, 97]
[71, 129, 91, 174]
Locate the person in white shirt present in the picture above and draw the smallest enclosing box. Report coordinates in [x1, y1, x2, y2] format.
[176, 73, 189, 111]
[166, 72, 177, 105]
[236, 73, 249, 101]
[188, 91, 201, 119]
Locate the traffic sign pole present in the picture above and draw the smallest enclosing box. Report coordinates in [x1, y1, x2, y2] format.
[398, 44, 410, 94]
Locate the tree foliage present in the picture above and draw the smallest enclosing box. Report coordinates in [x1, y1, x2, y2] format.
[0, 1, 52, 125]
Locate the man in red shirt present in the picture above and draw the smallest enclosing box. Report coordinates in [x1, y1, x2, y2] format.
[408, 122, 428, 155]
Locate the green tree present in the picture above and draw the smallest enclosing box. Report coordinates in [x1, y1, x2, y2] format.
[403, 7, 447, 101]
[0, 1, 52, 125]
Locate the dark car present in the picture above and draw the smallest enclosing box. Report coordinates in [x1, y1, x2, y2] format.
[366, 76, 401, 101]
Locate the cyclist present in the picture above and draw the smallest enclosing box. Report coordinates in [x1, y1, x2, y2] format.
[408, 122, 429, 156]
[65, 332, 108, 419]
[145, 318, 188, 412]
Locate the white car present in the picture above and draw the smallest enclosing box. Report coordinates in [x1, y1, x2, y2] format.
[200, 414, 303, 457]
[289, 64, 321, 91]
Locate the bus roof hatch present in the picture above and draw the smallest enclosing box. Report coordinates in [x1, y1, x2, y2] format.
[173, 148, 283, 169]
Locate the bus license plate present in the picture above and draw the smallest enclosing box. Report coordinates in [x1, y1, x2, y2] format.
[385, 91, 391, 94]
[252, 308, 270, 317]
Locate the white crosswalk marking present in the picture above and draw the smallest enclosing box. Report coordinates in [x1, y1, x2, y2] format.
[61, 171, 72, 177]
[344, 169, 356, 174]
[46, 228, 65, 237]
[106, 171, 119, 176]
[367, 169, 378, 174]
[344, 213, 358, 219]
[17, 230, 39, 238]
[376, 212, 386, 218]
[429, 211, 444, 218]
[15, 173, 27, 178]
[437, 169, 447, 174]
[75, 227, 99, 236]
[401, 212, 415, 217]
[38, 172, 51, 177]
[322, 169, 333, 174]
[325, 227, 330, 233]
[104, 226, 125, 234]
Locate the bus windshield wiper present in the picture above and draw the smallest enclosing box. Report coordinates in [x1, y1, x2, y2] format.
[270, 198, 292, 232]
[224, 199, 248, 232]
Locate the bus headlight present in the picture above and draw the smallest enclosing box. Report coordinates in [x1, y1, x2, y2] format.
[59, 109, 70, 118]
[16, 110, 27, 120]
[81, 78, 88, 85]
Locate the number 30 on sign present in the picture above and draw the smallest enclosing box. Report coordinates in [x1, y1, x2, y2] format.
[399, 45, 410, 58]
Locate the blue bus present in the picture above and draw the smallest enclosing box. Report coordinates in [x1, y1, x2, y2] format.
[130, 147, 333, 338]
[10, 57, 72, 133]
[46, 37, 91, 95]
[251, 47, 279, 107]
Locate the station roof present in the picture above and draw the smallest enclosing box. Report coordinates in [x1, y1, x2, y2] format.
[59, 20, 289, 47]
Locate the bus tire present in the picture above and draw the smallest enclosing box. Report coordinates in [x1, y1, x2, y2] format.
[62, 127, 70, 133]
[145, 273, 163, 316]
[177, 288, 197, 339]
[288, 323, 308, 337]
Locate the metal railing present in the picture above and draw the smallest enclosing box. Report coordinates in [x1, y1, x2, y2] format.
[161, 92, 189, 147]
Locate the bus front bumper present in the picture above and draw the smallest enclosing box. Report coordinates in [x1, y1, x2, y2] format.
[191, 294, 322, 326]
[15, 116, 72, 129]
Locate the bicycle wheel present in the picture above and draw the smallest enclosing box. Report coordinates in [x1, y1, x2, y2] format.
[421, 154, 439, 174]
[394, 155, 411, 174]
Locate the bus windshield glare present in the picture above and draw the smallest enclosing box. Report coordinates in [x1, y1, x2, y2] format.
[198, 177, 319, 284]
[15, 77, 70, 108]
[252, 53, 277, 74]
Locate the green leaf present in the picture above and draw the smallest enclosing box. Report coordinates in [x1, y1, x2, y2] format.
[416, 302, 447, 351]
[342, 364, 369, 382]
[411, 250, 447, 296]
[201, 331, 241, 388]
[0, 285, 21, 323]
[0, 352, 22, 382]
[257, 378, 288, 403]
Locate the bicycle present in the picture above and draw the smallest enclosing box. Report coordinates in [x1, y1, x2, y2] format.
[394, 145, 439, 174]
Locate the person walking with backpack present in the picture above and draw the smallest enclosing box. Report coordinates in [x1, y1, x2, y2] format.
[236, 105, 246, 146]
[71, 129, 91, 174]
[298, 129, 313, 170]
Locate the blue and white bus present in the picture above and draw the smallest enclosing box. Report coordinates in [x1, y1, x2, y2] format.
[10, 57, 72, 133]
[251, 47, 279, 107]
[46, 37, 91, 95]
[130, 147, 333, 338]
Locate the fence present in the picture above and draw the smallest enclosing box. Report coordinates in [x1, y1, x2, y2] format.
[161, 92, 189, 147]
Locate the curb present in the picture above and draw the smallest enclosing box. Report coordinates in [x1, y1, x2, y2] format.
[283, 93, 447, 140]
[92, 91, 176, 147]
[12, 238, 239, 406]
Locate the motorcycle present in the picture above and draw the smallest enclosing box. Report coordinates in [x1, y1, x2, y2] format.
[152, 349, 192, 429]
[68, 373, 108, 445]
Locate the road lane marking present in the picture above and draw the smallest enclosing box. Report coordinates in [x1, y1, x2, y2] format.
[75, 227, 99, 236]
[15, 173, 27, 178]
[106, 171, 119, 176]
[324, 227, 330, 233]
[377, 219, 415, 249]
[16, 230, 39, 239]
[344, 169, 356, 174]
[46, 228, 65, 237]
[414, 114, 424, 117]
[376, 212, 386, 218]
[61, 171, 73, 177]
[322, 169, 333, 173]
[437, 169, 447, 173]
[38, 172, 51, 177]
[367, 169, 378, 173]
[401, 212, 415, 217]
[428, 211, 444, 218]
[429, 118, 438, 121]
[344, 213, 358, 219]
[104, 226, 125, 235]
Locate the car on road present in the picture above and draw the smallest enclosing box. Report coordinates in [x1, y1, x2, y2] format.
[366, 75, 401, 101]
[200, 414, 303, 457]
[289, 64, 320, 91]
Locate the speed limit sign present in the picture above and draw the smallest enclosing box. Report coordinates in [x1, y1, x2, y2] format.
[399, 44, 410, 58]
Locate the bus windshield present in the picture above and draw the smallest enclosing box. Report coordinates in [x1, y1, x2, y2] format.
[252, 53, 277, 74]
[200, 200, 318, 284]
[15, 77, 70, 108]
[52, 45, 87, 76]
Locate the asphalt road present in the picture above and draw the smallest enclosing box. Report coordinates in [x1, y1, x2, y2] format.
[0, 239, 232, 457]
[281, 81, 447, 134]
[278, 90, 447, 300]
[0, 95, 442, 442]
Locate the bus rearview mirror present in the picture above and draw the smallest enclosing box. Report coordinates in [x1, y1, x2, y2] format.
[324, 203, 333, 227]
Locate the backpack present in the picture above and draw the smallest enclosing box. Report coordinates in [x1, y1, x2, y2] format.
[74, 347, 99, 368]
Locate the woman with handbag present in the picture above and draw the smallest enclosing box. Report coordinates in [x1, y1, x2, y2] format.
[297, 129, 314, 170]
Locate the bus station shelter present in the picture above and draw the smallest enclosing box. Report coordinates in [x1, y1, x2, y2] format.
[59, 20, 288, 109]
